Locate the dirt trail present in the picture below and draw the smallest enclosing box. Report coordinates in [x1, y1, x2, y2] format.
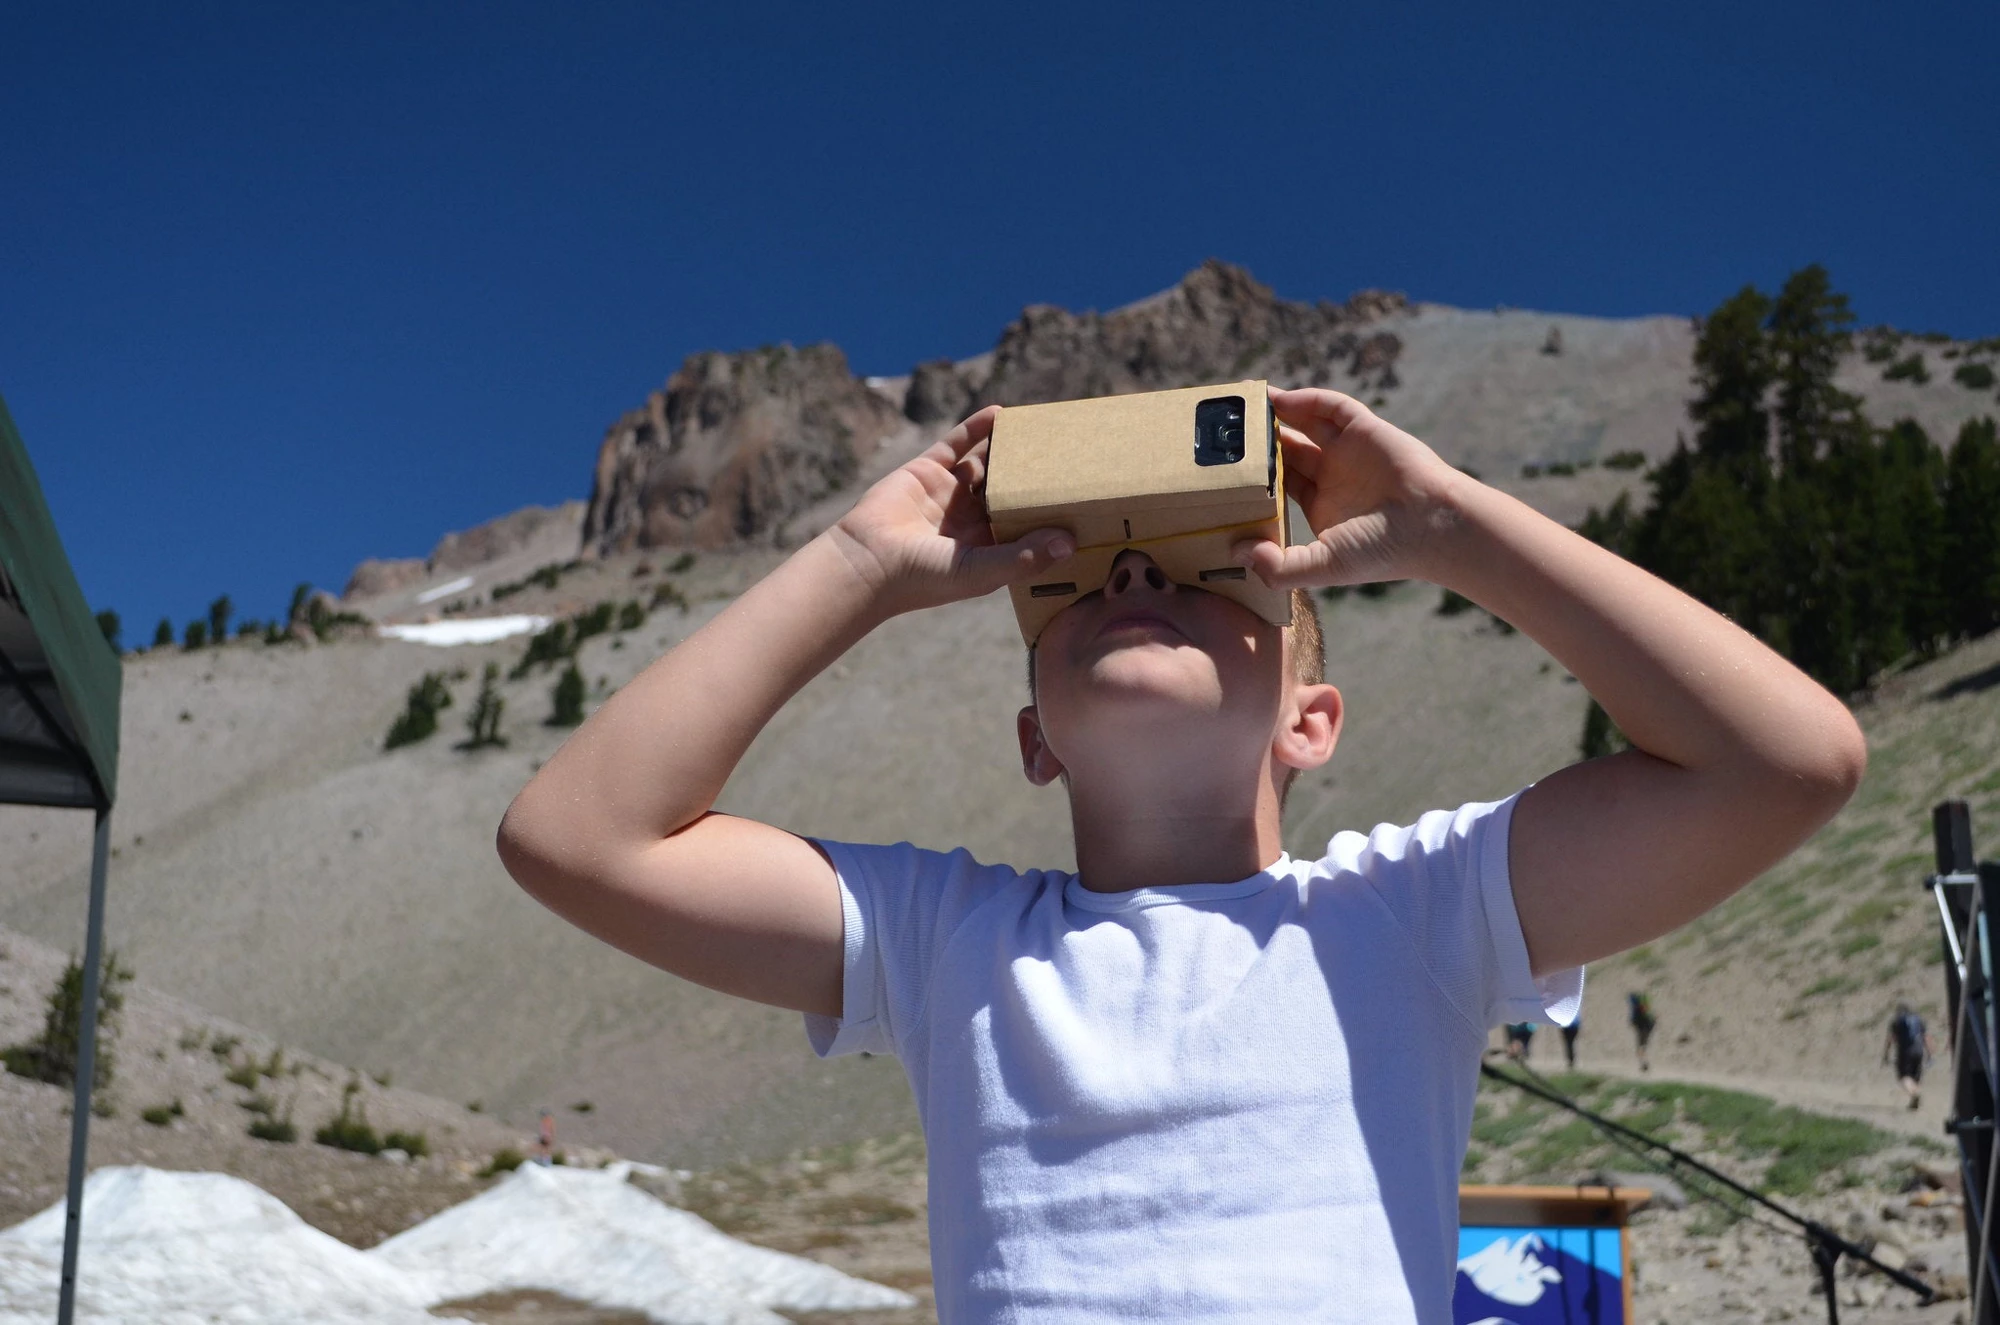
[1565, 1057, 1948, 1143]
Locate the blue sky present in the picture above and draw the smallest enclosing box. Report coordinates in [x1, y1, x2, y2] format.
[3, 1, 1995, 642]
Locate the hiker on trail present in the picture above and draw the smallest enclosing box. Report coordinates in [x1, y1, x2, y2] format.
[1628, 992, 1656, 1072]
[500, 388, 1866, 1320]
[1504, 1022, 1536, 1062]
[1883, 1004, 1934, 1110]
[1560, 1016, 1580, 1069]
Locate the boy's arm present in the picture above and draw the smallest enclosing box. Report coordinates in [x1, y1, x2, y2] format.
[496, 408, 1072, 1017]
[1238, 388, 1866, 976]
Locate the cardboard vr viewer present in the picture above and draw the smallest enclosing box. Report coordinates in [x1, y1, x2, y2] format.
[984, 379, 1290, 644]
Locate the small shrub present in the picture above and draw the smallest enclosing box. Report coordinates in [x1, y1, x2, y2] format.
[479, 1147, 526, 1177]
[141, 1100, 183, 1127]
[547, 662, 586, 727]
[466, 1099, 484, 1113]
[1954, 362, 1997, 391]
[459, 664, 508, 750]
[1883, 353, 1930, 383]
[648, 582, 689, 614]
[249, 1116, 298, 1144]
[208, 1033, 240, 1058]
[1543, 460, 1577, 477]
[573, 601, 616, 643]
[668, 552, 697, 574]
[316, 1079, 382, 1154]
[1520, 463, 1543, 479]
[315, 1113, 382, 1154]
[570, 1100, 595, 1114]
[239, 1092, 277, 1116]
[384, 673, 454, 750]
[1602, 449, 1647, 471]
[1436, 589, 1474, 617]
[384, 1129, 430, 1158]
[616, 601, 646, 632]
[372, 1068, 393, 1088]
[224, 1061, 260, 1090]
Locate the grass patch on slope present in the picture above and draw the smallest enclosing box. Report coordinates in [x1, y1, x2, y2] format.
[1467, 1071, 1908, 1198]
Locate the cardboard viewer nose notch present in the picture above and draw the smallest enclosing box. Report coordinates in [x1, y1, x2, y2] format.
[983, 379, 1290, 645]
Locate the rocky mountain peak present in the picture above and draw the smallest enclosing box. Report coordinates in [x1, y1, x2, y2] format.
[580, 342, 905, 557]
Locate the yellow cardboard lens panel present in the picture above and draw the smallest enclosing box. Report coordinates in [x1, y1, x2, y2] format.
[985, 380, 1288, 644]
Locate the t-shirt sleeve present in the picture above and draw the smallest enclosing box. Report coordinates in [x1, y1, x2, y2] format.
[802, 838, 1014, 1059]
[1341, 792, 1583, 1031]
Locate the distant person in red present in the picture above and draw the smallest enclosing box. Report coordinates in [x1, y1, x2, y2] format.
[1627, 991, 1656, 1072]
[1883, 1004, 1934, 1110]
[536, 1109, 556, 1165]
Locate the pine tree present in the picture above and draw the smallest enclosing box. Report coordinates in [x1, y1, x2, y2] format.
[1688, 286, 1775, 471]
[1945, 418, 2000, 641]
[548, 662, 585, 727]
[152, 618, 174, 649]
[1766, 264, 1861, 472]
[1, 951, 133, 1090]
[208, 595, 233, 647]
[183, 620, 208, 650]
[94, 610, 120, 651]
[463, 663, 507, 749]
[287, 583, 313, 628]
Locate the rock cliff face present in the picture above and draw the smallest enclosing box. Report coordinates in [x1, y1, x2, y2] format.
[580, 343, 905, 557]
[579, 262, 1406, 556]
[949, 259, 1406, 411]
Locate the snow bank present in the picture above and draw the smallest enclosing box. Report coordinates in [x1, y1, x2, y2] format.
[0, 1167, 438, 1325]
[0, 1164, 914, 1325]
[373, 1162, 916, 1322]
[378, 614, 549, 646]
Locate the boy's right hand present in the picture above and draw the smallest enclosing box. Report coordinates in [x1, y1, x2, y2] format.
[829, 406, 1075, 617]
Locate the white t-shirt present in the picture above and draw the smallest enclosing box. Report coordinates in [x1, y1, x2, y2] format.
[805, 794, 1582, 1323]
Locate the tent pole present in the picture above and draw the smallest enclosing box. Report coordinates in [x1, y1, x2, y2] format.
[56, 806, 110, 1325]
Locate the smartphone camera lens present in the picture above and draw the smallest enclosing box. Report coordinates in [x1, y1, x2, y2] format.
[1194, 396, 1247, 466]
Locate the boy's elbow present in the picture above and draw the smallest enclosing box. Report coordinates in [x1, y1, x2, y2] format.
[496, 795, 565, 901]
[1784, 700, 1867, 819]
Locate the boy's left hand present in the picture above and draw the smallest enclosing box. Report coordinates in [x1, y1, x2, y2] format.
[1231, 387, 1468, 589]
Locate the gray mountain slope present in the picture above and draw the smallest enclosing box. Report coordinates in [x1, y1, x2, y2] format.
[2, 278, 1994, 1167]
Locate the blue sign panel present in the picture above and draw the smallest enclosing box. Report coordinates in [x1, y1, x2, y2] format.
[1453, 1225, 1626, 1324]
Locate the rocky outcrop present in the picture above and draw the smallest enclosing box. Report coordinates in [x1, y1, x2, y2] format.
[343, 558, 428, 600]
[573, 264, 1405, 559]
[904, 360, 975, 425]
[342, 503, 585, 602]
[429, 503, 585, 574]
[903, 260, 1409, 419]
[581, 344, 905, 557]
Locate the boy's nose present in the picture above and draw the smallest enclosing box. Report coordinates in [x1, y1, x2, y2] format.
[1104, 550, 1171, 598]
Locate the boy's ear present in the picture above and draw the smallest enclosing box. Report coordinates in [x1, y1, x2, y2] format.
[1017, 706, 1066, 787]
[1273, 683, 1343, 775]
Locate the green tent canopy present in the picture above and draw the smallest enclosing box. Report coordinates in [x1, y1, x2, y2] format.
[0, 392, 119, 808]
[0, 388, 123, 1325]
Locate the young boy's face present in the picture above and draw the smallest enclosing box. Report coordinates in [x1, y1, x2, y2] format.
[1021, 549, 1337, 794]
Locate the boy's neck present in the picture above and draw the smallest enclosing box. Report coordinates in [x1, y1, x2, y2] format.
[1066, 763, 1288, 894]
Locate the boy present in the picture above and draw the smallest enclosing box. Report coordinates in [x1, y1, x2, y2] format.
[497, 387, 1864, 1321]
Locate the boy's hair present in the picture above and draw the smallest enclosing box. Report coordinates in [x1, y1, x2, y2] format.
[1027, 588, 1327, 804]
